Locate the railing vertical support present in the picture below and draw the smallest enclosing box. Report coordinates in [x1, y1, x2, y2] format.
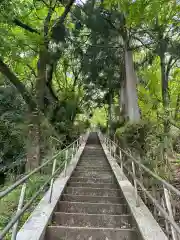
[76, 139, 79, 152]
[119, 149, 123, 171]
[164, 187, 178, 240]
[11, 183, 26, 240]
[49, 158, 57, 203]
[64, 150, 68, 177]
[110, 141, 112, 156]
[132, 161, 140, 207]
[71, 143, 74, 159]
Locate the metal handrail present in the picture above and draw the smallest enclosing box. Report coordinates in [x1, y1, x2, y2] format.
[107, 136, 180, 198]
[122, 163, 180, 235]
[0, 137, 81, 199]
[99, 132, 180, 240]
[0, 134, 85, 239]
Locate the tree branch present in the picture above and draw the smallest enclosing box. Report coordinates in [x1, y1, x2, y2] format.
[13, 18, 40, 34]
[55, 0, 76, 26]
[0, 57, 37, 110]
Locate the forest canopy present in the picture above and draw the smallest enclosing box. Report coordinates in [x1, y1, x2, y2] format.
[0, 0, 180, 179]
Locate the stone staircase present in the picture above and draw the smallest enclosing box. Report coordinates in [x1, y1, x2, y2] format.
[45, 133, 142, 240]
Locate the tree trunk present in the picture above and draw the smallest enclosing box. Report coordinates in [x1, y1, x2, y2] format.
[160, 53, 169, 108]
[119, 82, 128, 120]
[124, 49, 140, 122]
[108, 92, 112, 136]
[26, 110, 41, 171]
[160, 53, 170, 133]
[174, 93, 180, 121]
[36, 50, 47, 111]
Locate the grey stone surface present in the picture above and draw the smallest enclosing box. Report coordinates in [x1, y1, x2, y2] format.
[46, 226, 138, 240]
[61, 194, 124, 204]
[16, 133, 89, 240]
[57, 201, 128, 214]
[68, 182, 118, 189]
[53, 212, 132, 228]
[70, 176, 116, 184]
[99, 134, 168, 240]
[65, 186, 121, 197]
[46, 132, 140, 240]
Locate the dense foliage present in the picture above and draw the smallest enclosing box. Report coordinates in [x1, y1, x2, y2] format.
[0, 0, 180, 182]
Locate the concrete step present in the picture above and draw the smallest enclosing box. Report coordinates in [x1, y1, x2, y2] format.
[80, 158, 107, 161]
[69, 177, 117, 184]
[81, 154, 105, 157]
[46, 226, 138, 240]
[72, 171, 113, 178]
[78, 161, 109, 166]
[78, 164, 110, 168]
[65, 187, 121, 197]
[68, 182, 118, 189]
[76, 166, 111, 171]
[61, 194, 124, 204]
[80, 156, 106, 158]
[58, 201, 128, 214]
[52, 212, 133, 228]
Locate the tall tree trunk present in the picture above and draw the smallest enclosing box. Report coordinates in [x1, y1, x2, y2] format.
[124, 49, 140, 122]
[174, 93, 180, 121]
[27, 50, 47, 170]
[108, 92, 112, 136]
[160, 53, 169, 109]
[160, 53, 170, 133]
[119, 82, 128, 120]
[26, 109, 41, 171]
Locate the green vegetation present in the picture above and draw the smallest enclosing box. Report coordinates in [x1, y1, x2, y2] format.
[0, 0, 180, 237]
[0, 174, 50, 239]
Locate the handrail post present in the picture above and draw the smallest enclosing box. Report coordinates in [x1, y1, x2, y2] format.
[107, 138, 109, 150]
[11, 183, 26, 240]
[112, 143, 115, 157]
[105, 137, 107, 146]
[79, 136, 82, 146]
[164, 186, 178, 240]
[49, 158, 57, 203]
[110, 141, 112, 156]
[132, 161, 140, 207]
[119, 149, 123, 171]
[64, 150, 68, 177]
[76, 139, 79, 152]
[71, 143, 74, 159]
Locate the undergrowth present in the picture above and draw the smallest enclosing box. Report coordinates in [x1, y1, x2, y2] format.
[0, 174, 50, 239]
[0, 150, 68, 239]
[115, 120, 177, 180]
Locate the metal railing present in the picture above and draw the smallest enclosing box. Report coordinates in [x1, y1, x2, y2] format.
[0, 134, 86, 240]
[99, 132, 180, 240]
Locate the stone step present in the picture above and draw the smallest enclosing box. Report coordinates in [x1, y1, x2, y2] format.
[81, 155, 106, 158]
[78, 161, 109, 165]
[61, 194, 124, 204]
[69, 177, 117, 184]
[46, 226, 138, 240]
[78, 163, 110, 168]
[52, 212, 133, 228]
[76, 166, 111, 171]
[81, 155, 105, 157]
[65, 187, 121, 197]
[72, 171, 113, 178]
[58, 201, 128, 214]
[68, 182, 118, 189]
[81, 157, 108, 163]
